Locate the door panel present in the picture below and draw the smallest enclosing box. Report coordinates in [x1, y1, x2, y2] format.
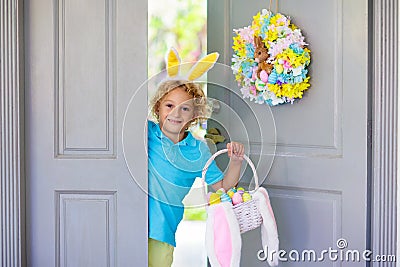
[208, 0, 368, 266]
[56, 0, 116, 157]
[25, 0, 148, 266]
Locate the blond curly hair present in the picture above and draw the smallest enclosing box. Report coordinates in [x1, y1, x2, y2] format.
[150, 80, 212, 126]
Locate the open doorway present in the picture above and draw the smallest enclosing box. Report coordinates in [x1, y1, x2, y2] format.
[148, 1, 208, 266]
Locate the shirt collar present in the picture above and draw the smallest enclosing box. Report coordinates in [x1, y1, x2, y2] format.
[152, 121, 196, 147]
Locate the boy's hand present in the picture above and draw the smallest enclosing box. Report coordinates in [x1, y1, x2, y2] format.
[227, 142, 244, 164]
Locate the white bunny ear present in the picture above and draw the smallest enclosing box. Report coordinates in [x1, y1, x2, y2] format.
[187, 52, 219, 81]
[205, 202, 241, 267]
[166, 47, 181, 77]
[254, 188, 279, 267]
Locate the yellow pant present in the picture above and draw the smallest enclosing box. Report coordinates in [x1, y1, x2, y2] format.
[148, 238, 174, 267]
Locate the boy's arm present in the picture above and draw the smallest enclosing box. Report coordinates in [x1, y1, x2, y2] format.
[211, 142, 244, 191]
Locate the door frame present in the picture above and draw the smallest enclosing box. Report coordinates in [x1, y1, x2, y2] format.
[1, 0, 26, 265]
[0, 0, 397, 266]
[370, 0, 398, 261]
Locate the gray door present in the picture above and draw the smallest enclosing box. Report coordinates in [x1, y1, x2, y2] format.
[25, 0, 148, 266]
[208, 0, 369, 266]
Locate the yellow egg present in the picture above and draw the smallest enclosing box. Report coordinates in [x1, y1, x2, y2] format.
[275, 64, 284, 74]
[227, 191, 235, 198]
[209, 193, 221, 205]
[216, 188, 225, 195]
[242, 192, 252, 202]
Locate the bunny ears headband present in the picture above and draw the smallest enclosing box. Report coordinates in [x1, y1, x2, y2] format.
[165, 47, 220, 81]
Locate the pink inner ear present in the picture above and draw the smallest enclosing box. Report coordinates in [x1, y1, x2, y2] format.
[214, 205, 232, 267]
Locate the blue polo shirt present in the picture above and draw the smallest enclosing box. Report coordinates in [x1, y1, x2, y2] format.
[148, 120, 224, 246]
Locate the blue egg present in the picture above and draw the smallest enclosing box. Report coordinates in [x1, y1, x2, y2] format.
[268, 71, 278, 84]
[220, 193, 232, 203]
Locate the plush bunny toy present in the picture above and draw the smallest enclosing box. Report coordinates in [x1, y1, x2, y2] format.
[254, 36, 273, 82]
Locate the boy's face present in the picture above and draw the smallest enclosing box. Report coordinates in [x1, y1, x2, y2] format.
[157, 87, 195, 139]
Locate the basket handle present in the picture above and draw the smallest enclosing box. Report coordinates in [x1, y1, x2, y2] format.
[201, 149, 259, 191]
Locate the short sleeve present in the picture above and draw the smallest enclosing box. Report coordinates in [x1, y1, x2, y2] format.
[205, 160, 224, 185]
[199, 142, 224, 185]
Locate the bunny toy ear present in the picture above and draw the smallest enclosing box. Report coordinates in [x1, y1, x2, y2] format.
[254, 36, 263, 47]
[253, 187, 279, 267]
[187, 52, 219, 81]
[254, 35, 259, 46]
[205, 202, 241, 267]
[166, 47, 181, 78]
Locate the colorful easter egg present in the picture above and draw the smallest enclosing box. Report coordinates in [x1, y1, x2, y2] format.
[255, 79, 266, 91]
[260, 70, 269, 83]
[227, 190, 235, 198]
[236, 187, 245, 192]
[268, 71, 278, 84]
[220, 193, 232, 203]
[242, 192, 252, 202]
[216, 188, 225, 195]
[209, 193, 221, 205]
[275, 64, 284, 74]
[232, 192, 243, 205]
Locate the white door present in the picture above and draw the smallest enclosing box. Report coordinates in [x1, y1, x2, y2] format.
[25, 0, 148, 266]
[208, 0, 369, 266]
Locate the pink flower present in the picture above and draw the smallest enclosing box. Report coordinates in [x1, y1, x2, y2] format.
[240, 87, 251, 98]
[234, 26, 254, 44]
[268, 37, 291, 58]
[278, 59, 291, 69]
[250, 85, 257, 95]
[252, 68, 258, 80]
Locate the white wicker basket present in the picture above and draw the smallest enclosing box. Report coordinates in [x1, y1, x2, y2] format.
[202, 149, 263, 233]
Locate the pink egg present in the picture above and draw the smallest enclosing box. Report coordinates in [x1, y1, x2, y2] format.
[232, 192, 243, 205]
[260, 70, 269, 83]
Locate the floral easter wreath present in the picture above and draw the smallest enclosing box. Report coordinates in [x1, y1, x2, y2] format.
[231, 8, 311, 106]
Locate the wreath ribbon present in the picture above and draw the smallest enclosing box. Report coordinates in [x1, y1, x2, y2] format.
[268, 0, 279, 14]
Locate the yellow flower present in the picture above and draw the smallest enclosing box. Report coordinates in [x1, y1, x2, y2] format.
[268, 77, 311, 98]
[275, 48, 311, 68]
[251, 12, 262, 36]
[303, 48, 311, 64]
[267, 84, 281, 97]
[270, 14, 278, 26]
[269, 14, 285, 26]
[235, 73, 243, 82]
[232, 35, 242, 50]
[264, 39, 271, 49]
[253, 12, 261, 23]
[232, 35, 246, 57]
[267, 29, 278, 43]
